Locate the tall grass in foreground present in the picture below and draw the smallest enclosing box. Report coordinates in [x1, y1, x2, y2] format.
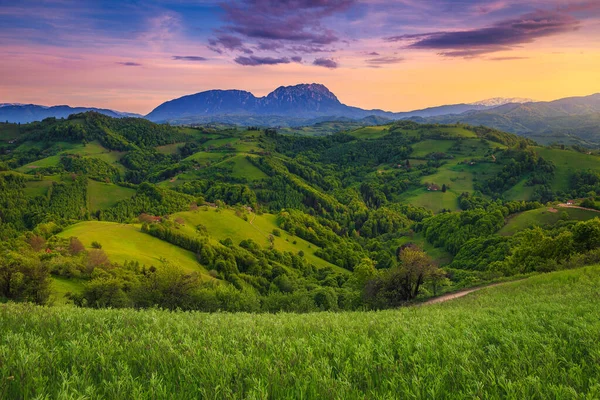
[1, 266, 600, 399]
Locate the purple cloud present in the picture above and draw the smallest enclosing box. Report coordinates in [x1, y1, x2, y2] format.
[256, 41, 284, 51]
[313, 58, 337, 68]
[208, 34, 253, 54]
[488, 56, 529, 61]
[172, 56, 207, 61]
[291, 56, 303, 63]
[210, 0, 356, 56]
[290, 45, 335, 53]
[366, 56, 404, 64]
[234, 55, 291, 66]
[386, 9, 580, 57]
[116, 62, 141, 66]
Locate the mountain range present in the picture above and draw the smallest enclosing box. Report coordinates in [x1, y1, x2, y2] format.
[2, 84, 600, 146]
[0, 104, 142, 124]
[410, 93, 600, 147]
[144, 83, 499, 123]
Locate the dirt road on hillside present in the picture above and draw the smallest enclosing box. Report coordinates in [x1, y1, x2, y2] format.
[421, 282, 508, 305]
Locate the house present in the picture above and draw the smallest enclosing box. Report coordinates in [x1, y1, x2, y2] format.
[427, 184, 440, 191]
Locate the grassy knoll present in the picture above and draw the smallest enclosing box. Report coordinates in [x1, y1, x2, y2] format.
[503, 177, 536, 201]
[410, 139, 456, 157]
[173, 208, 341, 271]
[183, 151, 227, 163]
[535, 147, 600, 192]
[499, 206, 600, 235]
[156, 142, 184, 154]
[57, 222, 209, 276]
[213, 154, 267, 181]
[15, 141, 125, 173]
[348, 125, 391, 139]
[87, 179, 135, 211]
[2, 266, 599, 398]
[50, 277, 85, 305]
[16, 155, 62, 172]
[400, 188, 460, 212]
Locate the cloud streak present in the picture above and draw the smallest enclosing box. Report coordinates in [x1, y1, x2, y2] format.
[313, 58, 338, 68]
[366, 56, 404, 64]
[234, 55, 291, 66]
[172, 56, 207, 61]
[116, 62, 142, 66]
[386, 9, 580, 57]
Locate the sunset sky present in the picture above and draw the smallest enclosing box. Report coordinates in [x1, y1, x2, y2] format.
[1, 0, 599, 114]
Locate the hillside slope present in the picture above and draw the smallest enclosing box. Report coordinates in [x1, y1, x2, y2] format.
[2, 266, 599, 398]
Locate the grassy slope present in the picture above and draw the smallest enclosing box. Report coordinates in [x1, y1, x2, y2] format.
[499, 206, 600, 235]
[348, 125, 390, 139]
[50, 277, 85, 305]
[536, 147, 600, 191]
[87, 179, 136, 211]
[213, 154, 267, 181]
[156, 142, 184, 155]
[2, 266, 599, 398]
[15, 141, 125, 173]
[173, 208, 343, 272]
[57, 222, 209, 276]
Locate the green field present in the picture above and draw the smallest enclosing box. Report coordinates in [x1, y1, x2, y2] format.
[213, 154, 267, 181]
[15, 141, 125, 173]
[348, 125, 391, 139]
[203, 137, 239, 148]
[173, 208, 341, 271]
[499, 206, 600, 235]
[50, 277, 85, 305]
[156, 142, 184, 154]
[57, 222, 209, 276]
[87, 179, 135, 211]
[400, 188, 460, 212]
[23, 178, 55, 197]
[2, 266, 599, 398]
[16, 155, 62, 172]
[183, 151, 227, 163]
[410, 139, 456, 157]
[535, 148, 600, 191]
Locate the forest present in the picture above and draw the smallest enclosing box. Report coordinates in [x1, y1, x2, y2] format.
[2, 114, 600, 312]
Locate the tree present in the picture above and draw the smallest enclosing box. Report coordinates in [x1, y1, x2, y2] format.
[573, 219, 600, 252]
[27, 235, 46, 252]
[86, 249, 110, 273]
[69, 237, 85, 255]
[139, 213, 155, 224]
[398, 248, 437, 299]
[0, 251, 51, 304]
[365, 248, 438, 308]
[442, 184, 447, 193]
[347, 258, 378, 290]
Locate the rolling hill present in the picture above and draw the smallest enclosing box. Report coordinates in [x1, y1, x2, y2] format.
[3, 266, 600, 398]
[0, 104, 142, 124]
[3, 113, 600, 309]
[412, 93, 600, 147]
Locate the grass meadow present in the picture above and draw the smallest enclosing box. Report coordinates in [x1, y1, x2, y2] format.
[1, 266, 599, 399]
[57, 221, 210, 277]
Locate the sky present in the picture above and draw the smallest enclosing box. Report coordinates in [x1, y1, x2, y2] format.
[0, 0, 599, 114]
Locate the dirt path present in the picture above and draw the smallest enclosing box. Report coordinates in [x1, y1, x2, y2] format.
[420, 282, 507, 306]
[557, 204, 600, 213]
